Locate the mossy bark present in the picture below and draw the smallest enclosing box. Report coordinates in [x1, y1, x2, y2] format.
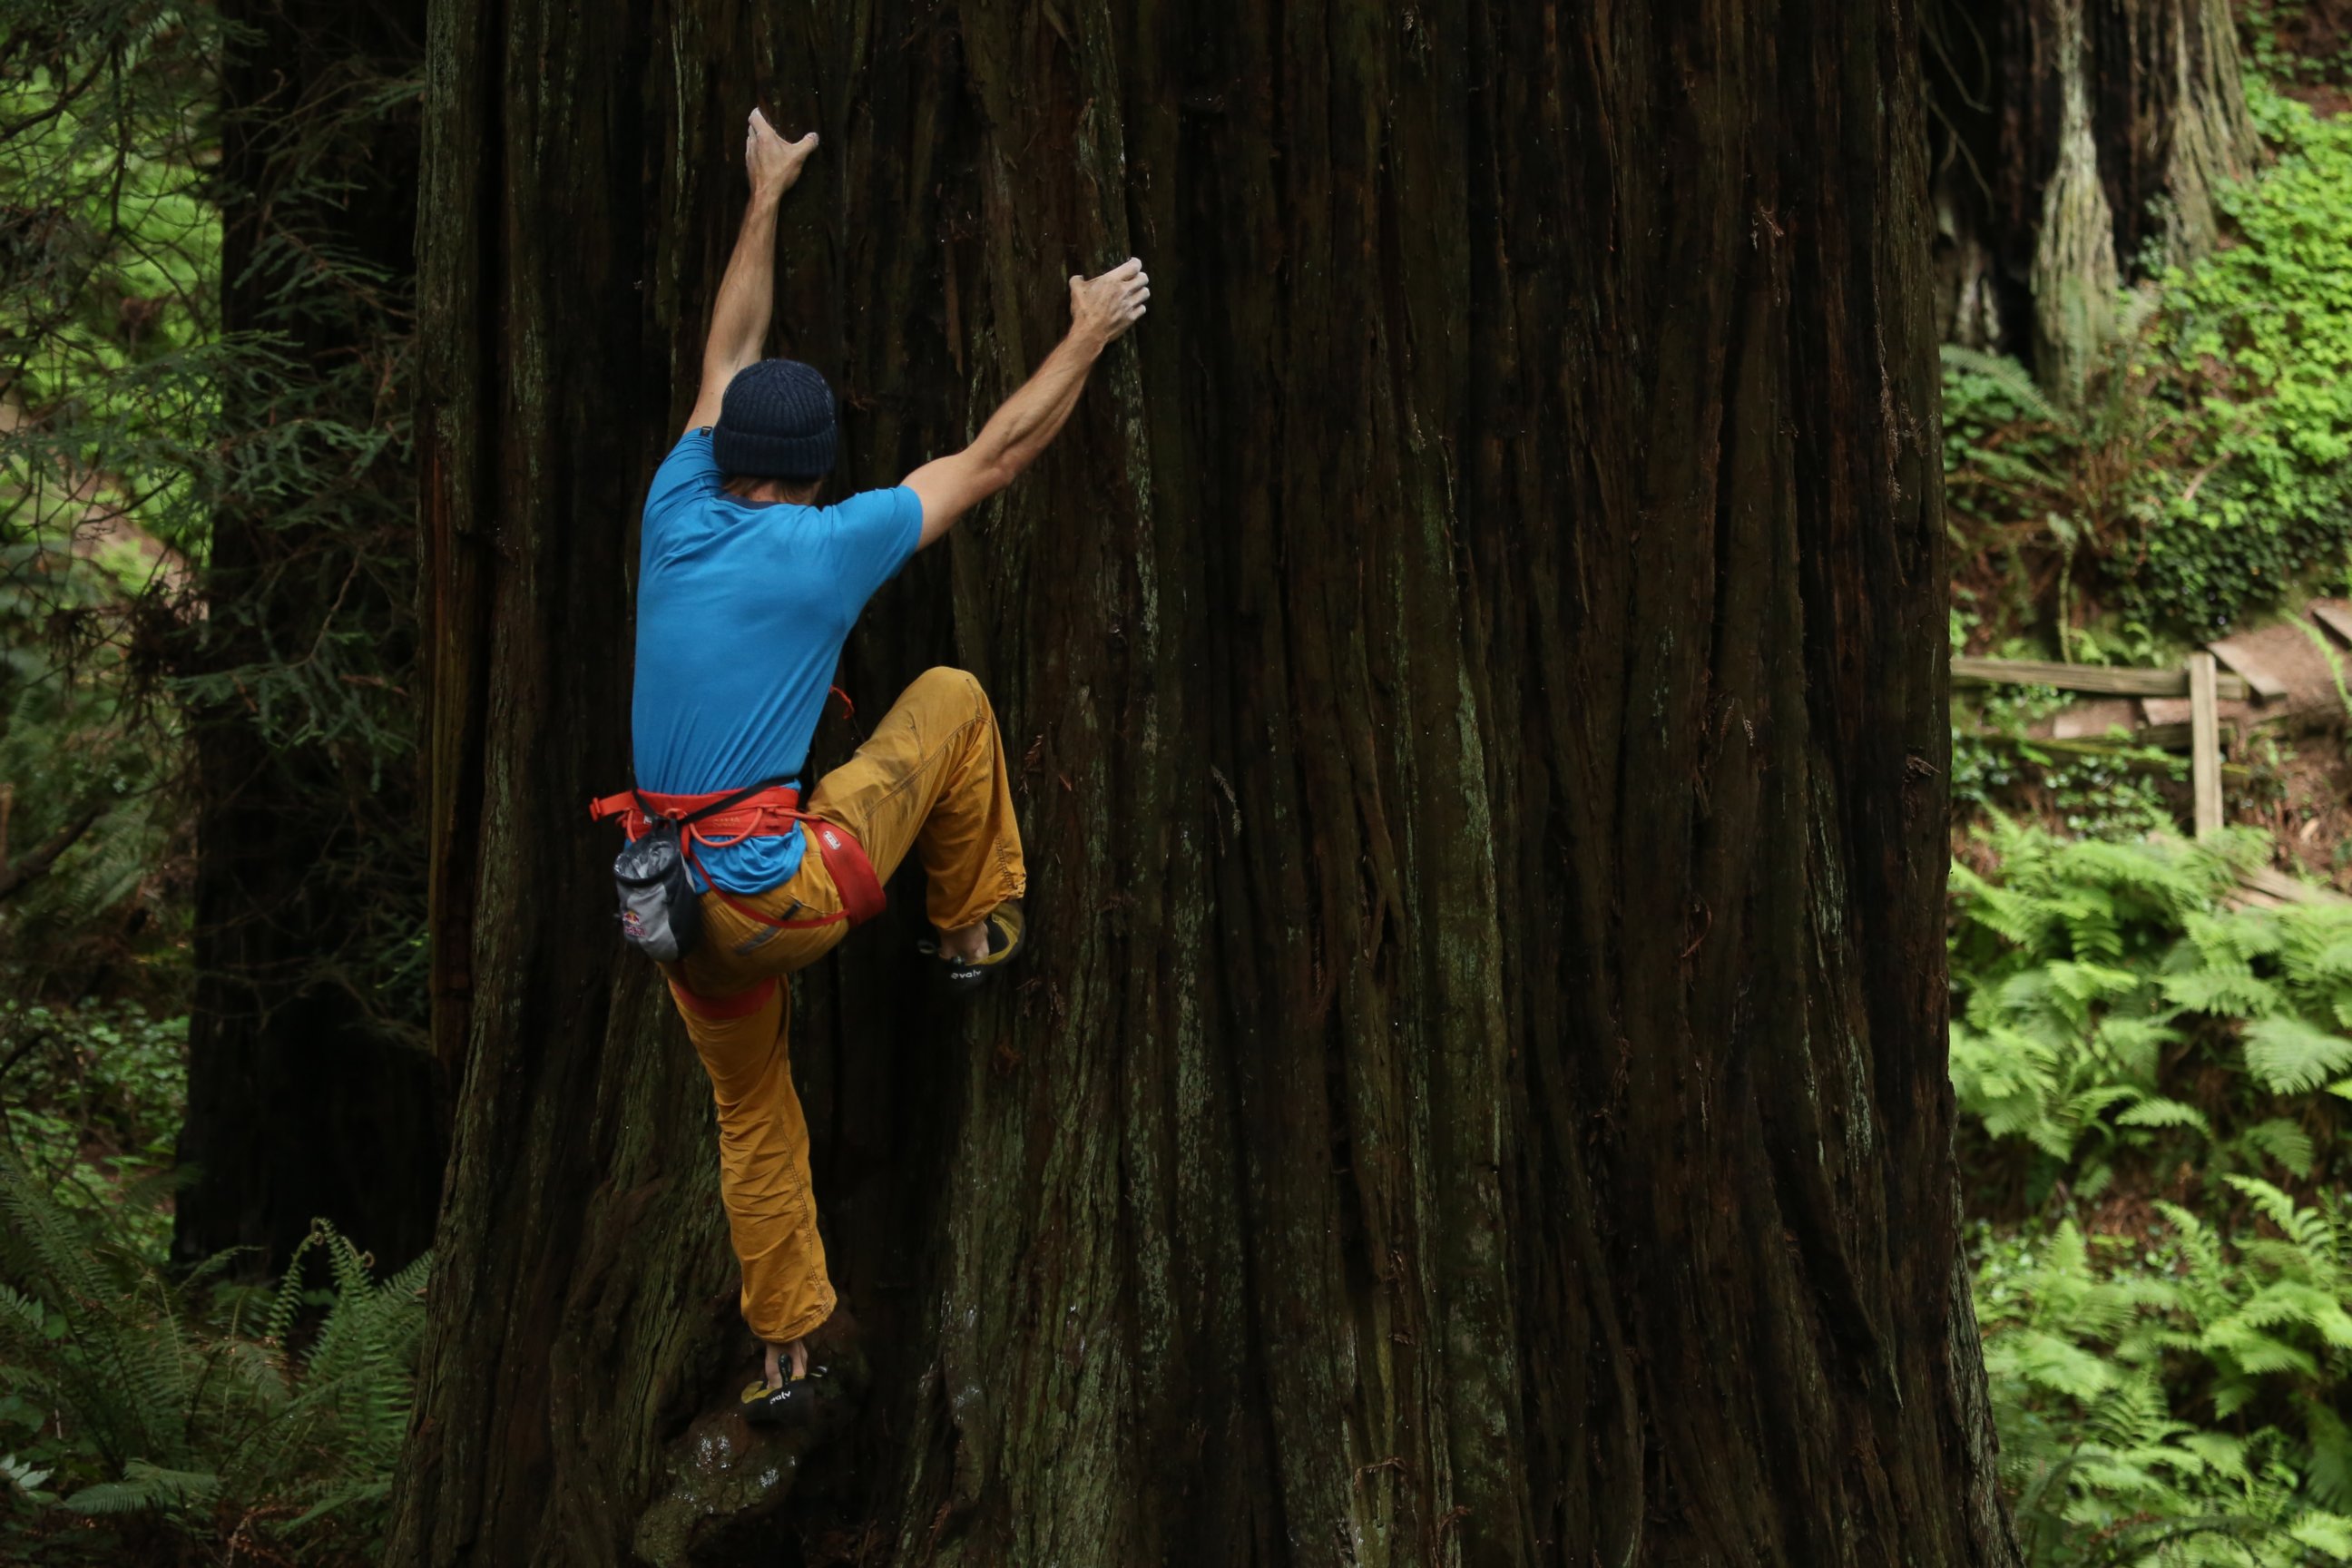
[388, 1, 2014, 1564]
[1925, 0, 2257, 379]
[2146, 0, 2258, 264]
[2031, 0, 2125, 402]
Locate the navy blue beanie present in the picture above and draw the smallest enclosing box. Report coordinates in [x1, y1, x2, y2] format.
[712, 359, 838, 479]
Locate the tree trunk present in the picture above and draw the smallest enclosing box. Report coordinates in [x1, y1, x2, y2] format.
[1926, 0, 2256, 377]
[175, 0, 442, 1274]
[390, 1, 2013, 1564]
[2030, 0, 2127, 403]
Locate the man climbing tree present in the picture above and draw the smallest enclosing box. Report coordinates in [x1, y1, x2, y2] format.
[392, 1, 2014, 1563]
[594, 105, 1150, 1423]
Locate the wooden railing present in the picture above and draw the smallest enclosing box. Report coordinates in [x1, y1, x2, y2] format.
[1951, 657, 2249, 702]
[1956, 654, 2233, 838]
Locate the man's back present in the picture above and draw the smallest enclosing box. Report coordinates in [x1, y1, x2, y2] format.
[592, 100, 1135, 1416]
[632, 427, 919, 890]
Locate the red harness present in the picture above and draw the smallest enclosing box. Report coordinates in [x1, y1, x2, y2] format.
[588, 782, 886, 932]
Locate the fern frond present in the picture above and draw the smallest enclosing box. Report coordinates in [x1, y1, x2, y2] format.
[1943, 344, 2072, 426]
[64, 1460, 220, 1515]
[2162, 965, 2286, 1019]
[2117, 1097, 2212, 1135]
[2301, 1401, 2352, 1514]
[2238, 1117, 2320, 1181]
[2244, 1017, 2352, 1094]
[2288, 1510, 2352, 1561]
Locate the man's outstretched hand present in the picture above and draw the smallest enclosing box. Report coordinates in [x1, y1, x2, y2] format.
[747, 107, 817, 198]
[686, 108, 813, 433]
[1070, 258, 1151, 349]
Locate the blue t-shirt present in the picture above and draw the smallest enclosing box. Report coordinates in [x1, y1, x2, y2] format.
[632, 429, 921, 892]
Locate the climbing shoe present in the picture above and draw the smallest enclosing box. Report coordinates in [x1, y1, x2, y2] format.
[739, 1363, 828, 1430]
[922, 902, 1024, 993]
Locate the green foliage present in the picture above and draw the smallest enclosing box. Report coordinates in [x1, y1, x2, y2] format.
[1951, 720, 2184, 842]
[1957, 825, 2352, 1561]
[2130, 82, 2352, 634]
[1950, 820, 2352, 1203]
[1980, 1209, 2352, 1565]
[0, 995, 184, 1261]
[1943, 333, 2188, 652]
[1945, 607, 2187, 836]
[0, 542, 188, 1004]
[1, 1, 426, 1038]
[2242, 2, 2352, 92]
[0, 2, 226, 559]
[1944, 79, 2352, 644]
[1, 7, 215, 1011]
[0, 1146, 426, 1564]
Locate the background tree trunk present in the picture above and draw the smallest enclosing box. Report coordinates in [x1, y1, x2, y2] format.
[174, 0, 442, 1274]
[1926, 0, 2256, 381]
[389, 1, 2014, 1564]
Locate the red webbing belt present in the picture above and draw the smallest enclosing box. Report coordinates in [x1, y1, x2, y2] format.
[589, 781, 886, 1019]
[587, 782, 803, 845]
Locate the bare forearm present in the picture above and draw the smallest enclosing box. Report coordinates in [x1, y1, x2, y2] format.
[680, 110, 815, 436]
[704, 188, 782, 380]
[970, 329, 1103, 483]
[901, 257, 1146, 546]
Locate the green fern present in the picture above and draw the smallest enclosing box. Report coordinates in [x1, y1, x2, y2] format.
[2246, 1018, 2352, 1095]
[1954, 825, 2352, 1189]
[1963, 826, 2352, 1562]
[0, 1145, 426, 1556]
[1944, 342, 2072, 427]
[1979, 1200, 2352, 1565]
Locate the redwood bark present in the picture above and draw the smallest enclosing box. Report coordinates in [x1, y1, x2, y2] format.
[175, 0, 441, 1275]
[390, 2, 2012, 1564]
[1926, 0, 2255, 364]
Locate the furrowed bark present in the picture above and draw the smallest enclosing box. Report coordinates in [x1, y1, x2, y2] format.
[390, 1, 2015, 1564]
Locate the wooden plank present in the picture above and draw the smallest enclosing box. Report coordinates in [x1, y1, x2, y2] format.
[2189, 652, 2223, 838]
[2235, 863, 2352, 908]
[2206, 636, 2290, 702]
[1953, 656, 2249, 701]
[2050, 699, 2140, 740]
[2309, 601, 2352, 648]
[2043, 719, 2198, 750]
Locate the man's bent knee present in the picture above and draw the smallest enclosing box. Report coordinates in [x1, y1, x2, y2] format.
[911, 665, 987, 711]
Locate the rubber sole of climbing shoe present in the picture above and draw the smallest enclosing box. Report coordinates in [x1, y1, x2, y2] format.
[739, 1366, 828, 1429]
[922, 902, 1025, 994]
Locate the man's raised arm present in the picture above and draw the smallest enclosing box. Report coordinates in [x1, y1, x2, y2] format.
[902, 259, 1151, 549]
[682, 108, 818, 436]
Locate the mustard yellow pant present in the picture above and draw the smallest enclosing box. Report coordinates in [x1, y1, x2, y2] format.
[662, 667, 1025, 1345]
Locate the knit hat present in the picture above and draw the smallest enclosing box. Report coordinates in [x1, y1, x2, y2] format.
[712, 359, 838, 479]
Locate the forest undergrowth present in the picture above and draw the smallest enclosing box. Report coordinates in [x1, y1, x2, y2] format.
[1947, 10, 2352, 1562]
[2, 5, 424, 1564]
